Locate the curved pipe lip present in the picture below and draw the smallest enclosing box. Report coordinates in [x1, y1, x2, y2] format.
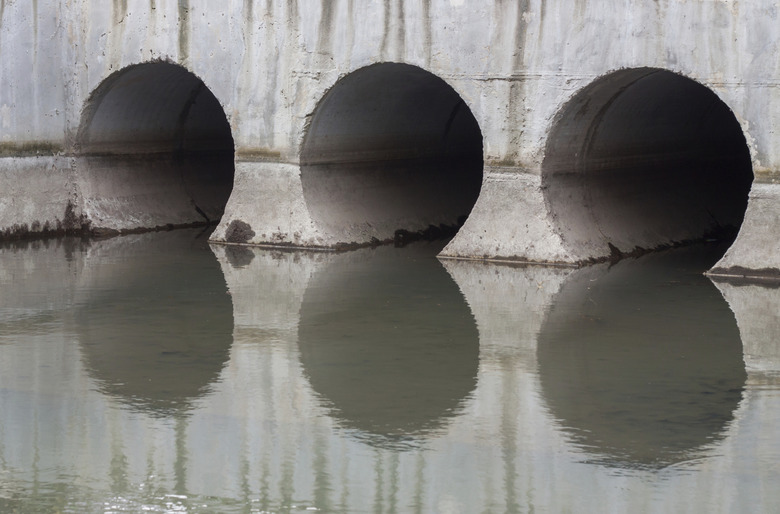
[540, 67, 753, 263]
[298, 61, 486, 161]
[75, 59, 235, 156]
[72, 60, 237, 233]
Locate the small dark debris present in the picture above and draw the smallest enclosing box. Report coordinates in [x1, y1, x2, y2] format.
[393, 224, 460, 248]
[224, 219, 255, 244]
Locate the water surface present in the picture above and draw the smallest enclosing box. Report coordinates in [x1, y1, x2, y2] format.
[1, 231, 779, 513]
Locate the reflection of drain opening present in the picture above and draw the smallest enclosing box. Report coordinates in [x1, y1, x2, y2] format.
[537, 250, 746, 470]
[76, 229, 233, 417]
[298, 244, 479, 449]
[300, 63, 484, 247]
[76, 61, 235, 235]
[542, 68, 753, 263]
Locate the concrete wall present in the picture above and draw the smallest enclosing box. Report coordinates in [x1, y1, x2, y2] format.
[2, 1, 780, 277]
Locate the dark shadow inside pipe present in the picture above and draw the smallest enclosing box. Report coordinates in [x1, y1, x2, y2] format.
[543, 68, 753, 262]
[300, 63, 484, 246]
[76, 62, 235, 232]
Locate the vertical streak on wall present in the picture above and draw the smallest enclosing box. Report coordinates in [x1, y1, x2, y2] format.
[147, 0, 158, 60]
[317, 0, 334, 55]
[379, 0, 406, 60]
[380, 0, 391, 59]
[110, 0, 128, 71]
[536, 0, 545, 50]
[507, 0, 530, 164]
[32, 0, 38, 63]
[62, 0, 91, 147]
[0, 0, 4, 57]
[395, 0, 406, 59]
[242, 0, 253, 94]
[345, 0, 355, 64]
[263, 0, 280, 147]
[287, 0, 308, 139]
[422, 0, 432, 67]
[245, 0, 253, 29]
[178, 0, 190, 66]
[236, 0, 253, 144]
[511, 1, 529, 75]
[32, 0, 39, 137]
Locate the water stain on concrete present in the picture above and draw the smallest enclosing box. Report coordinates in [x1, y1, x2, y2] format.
[0, 200, 91, 241]
[178, 0, 190, 64]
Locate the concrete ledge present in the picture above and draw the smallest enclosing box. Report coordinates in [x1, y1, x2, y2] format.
[210, 160, 326, 247]
[440, 168, 575, 264]
[0, 156, 85, 240]
[709, 183, 780, 282]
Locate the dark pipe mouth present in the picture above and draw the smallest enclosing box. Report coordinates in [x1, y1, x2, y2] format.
[75, 61, 235, 233]
[300, 62, 484, 246]
[542, 68, 753, 264]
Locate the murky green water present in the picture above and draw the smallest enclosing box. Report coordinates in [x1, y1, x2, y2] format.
[1, 229, 779, 513]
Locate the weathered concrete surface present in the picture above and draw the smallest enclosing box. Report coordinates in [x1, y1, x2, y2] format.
[0, 155, 86, 238]
[209, 161, 321, 246]
[440, 169, 574, 263]
[2, 1, 780, 276]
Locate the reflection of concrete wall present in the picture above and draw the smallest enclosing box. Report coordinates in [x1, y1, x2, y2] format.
[707, 280, 780, 514]
[0, 237, 87, 324]
[212, 243, 332, 338]
[713, 280, 780, 377]
[442, 259, 573, 365]
[2, 239, 780, 511]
